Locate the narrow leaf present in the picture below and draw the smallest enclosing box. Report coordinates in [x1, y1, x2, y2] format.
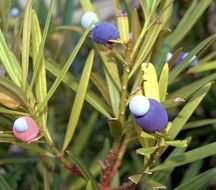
[37, 25, 91, 112]
[174, 168, 216, 190]
[46, 60, 112, 118]
[0, 30, 21, 86]
[151, 142, 216, 171]
[32, 10, 48, 129]
[62, 50, 95, 151]
[70, 112, 98, 156]
[22, 0, 32, 89]
[187, 61, 216, 73]
[129, 22, 163, 78]
[0, 176, 12, 190]
[168, 0, 212, 47]
[105, 69, 120, 117]
[67, 151, 99, 190]
[169, 35, 216, 83]
[136, 146, 158, 157]
[142, 63, 160, 101]
[167, 83, 212, 140]
[159, 63, 169, 102]
[30, 0, 54, 90]
[183, 119, 216, 130]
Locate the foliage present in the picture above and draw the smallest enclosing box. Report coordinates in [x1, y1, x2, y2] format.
[0, 0, 215, 189]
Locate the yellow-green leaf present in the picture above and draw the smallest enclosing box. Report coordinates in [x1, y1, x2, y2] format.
[22, 0, 32, 89]
[62, 50, 95, 151]
[32, 10, 47, 129]
[142, 63, 160, 101]
[159, 63, 169, 102]
[151, 142, 216, 171]
[46, 60, 112, 118]
[30, 0, 54, 90]
[0, 30, 21, 86]
[167, 83, 212, 140]
[37, 24, 92, 113]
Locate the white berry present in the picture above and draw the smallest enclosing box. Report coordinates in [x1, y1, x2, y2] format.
[81, 12, 99, 29]
[129, 95, 150, 116]
[13, 117, 28, 132]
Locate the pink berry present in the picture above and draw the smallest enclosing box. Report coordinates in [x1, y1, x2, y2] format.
[13, 116, 40, 142]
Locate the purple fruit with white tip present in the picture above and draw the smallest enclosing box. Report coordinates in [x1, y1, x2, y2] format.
[129, 96, 168, 132]
[91, 21, 119, 44]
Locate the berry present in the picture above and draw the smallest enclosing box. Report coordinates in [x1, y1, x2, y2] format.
[13, 117, 40, 142]
[129, 95, 150, 116]
[166, 52, 198, 66]
[81, 11, 99, 29]
[129, 96, 168, 132]
[91, 21, 119, 44]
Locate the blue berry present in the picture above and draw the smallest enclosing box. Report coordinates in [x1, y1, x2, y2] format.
[91, 21, 119, 44]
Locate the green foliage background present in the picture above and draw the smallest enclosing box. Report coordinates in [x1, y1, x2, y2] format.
[0, 0, 215, 189]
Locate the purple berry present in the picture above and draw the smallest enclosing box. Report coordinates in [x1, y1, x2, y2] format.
[134, 99, 168, 132]
[91, 21, 119, 44]
[166, 52, 198, 67]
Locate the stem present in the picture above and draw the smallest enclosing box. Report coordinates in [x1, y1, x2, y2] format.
[119, 66, 129, 126]
[27, 102, 82, 177]
[119, 44, 130, 127]
[42, 132, 82, 177]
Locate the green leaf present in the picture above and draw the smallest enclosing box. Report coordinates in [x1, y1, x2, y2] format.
[169, 35, 216, 83]
[131, 8, 141, 46]
[108, 118, 122, 142]
[19, 143, 53, 157]
[31, 10, 48, 129]
[70, 112, 98, 156]
[183, 119, 216, 130]
[142, 63, 160, 101]
[37, 24, 92, 113]
[30, 0, 54, 90]
[91, 72, 110, 104]
[159, 63, 169, 102]
[62, 50, 95, 151]
[187, 61, 216, 73]
[85, 181, 94, 190]
[129, 21, 163, 78]
[168, 72, 216, 100]
[21, 0, 32, 89]
[151, 142, 216, 171]
[0, 157, 37, 165]
[0, 176, 12, 190]
[43, 168, 50, 190]
[105, 70, 120, 117]
[129, 174, 143, 184]
[98, 46, 121, 90]
[67, 151, 99, 190]
[164, 140, 187, 148]
[0, 30, 21, 86]
[167, 0, 212, 48]
[0, 107, 28, 116]
[167, 83, 212, 140]
[180, 160, 203, 184]
[52, 25, 83, 33]
[174, 168, 216, 190]
[46, 60, 112, 118]
[136, 146, 158, 157]
[152, 138, 191, 184]
[144, 176, 167, 189]
[80, 0, 96, 12]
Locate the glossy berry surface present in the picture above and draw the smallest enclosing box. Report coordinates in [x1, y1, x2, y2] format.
[91, 21, 119, 44]
[134, 99, 168, 132]
[13, 116, 40, 142]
